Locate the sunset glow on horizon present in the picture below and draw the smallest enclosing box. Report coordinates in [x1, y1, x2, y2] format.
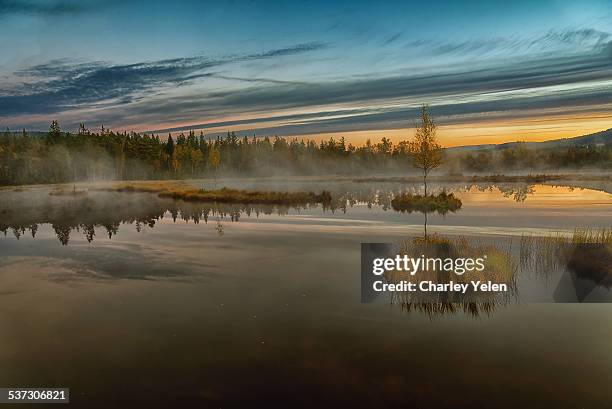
[1, 0, 610, 146]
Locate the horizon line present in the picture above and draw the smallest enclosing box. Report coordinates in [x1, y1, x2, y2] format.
[3, 126, 610, 149]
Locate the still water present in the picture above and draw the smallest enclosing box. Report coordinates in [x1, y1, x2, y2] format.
[0, 178, 611, 407]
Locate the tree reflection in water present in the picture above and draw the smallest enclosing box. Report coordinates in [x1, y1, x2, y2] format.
[1, 184, 609, 316]
[386, 233, 518, 318]
[0, 185, 464, 245]
[0, 181, 568, 246]
[3, 179, 594, 246]
[0, 191, 311, 245]
[386, 228, 611, 317]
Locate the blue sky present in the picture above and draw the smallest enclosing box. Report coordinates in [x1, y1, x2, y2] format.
[0, 0, 610, 144]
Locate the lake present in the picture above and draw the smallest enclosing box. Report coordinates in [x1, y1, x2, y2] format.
[1, 177, 611, 407]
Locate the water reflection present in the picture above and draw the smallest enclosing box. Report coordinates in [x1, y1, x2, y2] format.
[1, 180, 610, 247]
[0, 186, 464, 245]
[519, 233, 612, 302]
[0, 181, 610, 317]
[378, 226, 611, 317]
[336, 181, 610, 317]
[459, 181, 612, 203]
[0, 190, 318, 244]
[383, 234, 518, 318]
[473, 183, 535, 202]
[216, 178, 611, 209]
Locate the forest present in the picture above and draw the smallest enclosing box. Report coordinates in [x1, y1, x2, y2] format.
[0, 121, 610, 186]
[456, 142, 611, 173]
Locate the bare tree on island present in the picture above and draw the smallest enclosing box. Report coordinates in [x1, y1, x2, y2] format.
[408, 105, 442, 196]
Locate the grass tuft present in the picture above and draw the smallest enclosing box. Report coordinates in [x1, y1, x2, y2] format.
[391, 191, 462, 214]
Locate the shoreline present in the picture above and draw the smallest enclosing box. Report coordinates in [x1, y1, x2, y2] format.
[1, 172, 611, 190]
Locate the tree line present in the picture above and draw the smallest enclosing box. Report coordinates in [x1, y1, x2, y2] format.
[454, 142, 611, 173]
[0, 121, 418, 185]
[0, 117, 609, 186]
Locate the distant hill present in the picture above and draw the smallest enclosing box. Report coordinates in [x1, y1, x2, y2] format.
[448, 128, 612, 153]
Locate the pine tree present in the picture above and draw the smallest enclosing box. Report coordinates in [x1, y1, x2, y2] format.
[48, 120, 62, 144]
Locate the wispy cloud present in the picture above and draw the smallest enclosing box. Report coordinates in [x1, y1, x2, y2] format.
[0, 42, 328, 116]
[174, 40, 611, 114]
[1, 28, 611, 138]
[211, 75, 307, 85]
[0, 0, 103, 15]
[130, 39, 609, 135]
[147, 90, 612, 137]
[406, 28, 611, 57]
[383, 31, 403, 46]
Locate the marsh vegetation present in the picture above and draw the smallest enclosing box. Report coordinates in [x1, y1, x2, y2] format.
[385, 233, 517, 317]
[1, 178, 610, 310]
[382, 227, 612, 317]
[519, 228, 612, 287]
[95, 182, 332, 206]
[391, 191, 462, 214]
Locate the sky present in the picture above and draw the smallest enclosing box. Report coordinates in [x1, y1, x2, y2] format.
[0, 0, 610, 146]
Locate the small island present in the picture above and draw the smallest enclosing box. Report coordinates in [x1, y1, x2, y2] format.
[96, 182, 332, 206]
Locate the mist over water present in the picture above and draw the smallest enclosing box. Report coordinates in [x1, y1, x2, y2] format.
[1, 177, 611, 407]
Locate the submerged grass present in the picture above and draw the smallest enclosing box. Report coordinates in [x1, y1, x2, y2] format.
[391, 191, 462, 214]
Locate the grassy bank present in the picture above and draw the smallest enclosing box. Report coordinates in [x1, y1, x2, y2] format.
[49, 185, 88, 196]
[95, 182, 332, 206]
[158, 187, 332, 205]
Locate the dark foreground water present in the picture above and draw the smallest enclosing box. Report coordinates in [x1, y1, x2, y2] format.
[0, 178, 611, 408]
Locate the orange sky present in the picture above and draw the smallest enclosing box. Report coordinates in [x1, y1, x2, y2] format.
[299, 112, 612, 147]
[150, 108, 611, 147]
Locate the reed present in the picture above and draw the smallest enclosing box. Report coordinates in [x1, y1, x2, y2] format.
[572, 227, 612, 244]
[519, 227, 611, 277]
[397, 301, 499, 318]
[386, 234, 517, 318]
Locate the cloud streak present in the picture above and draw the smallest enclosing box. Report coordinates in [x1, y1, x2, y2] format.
[0, 0, 103, 15]
[138, 39, 612, 134]
[1, 28, 610, 138]
[405, 28, 611, 57]
[0, 42, 328, 116]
